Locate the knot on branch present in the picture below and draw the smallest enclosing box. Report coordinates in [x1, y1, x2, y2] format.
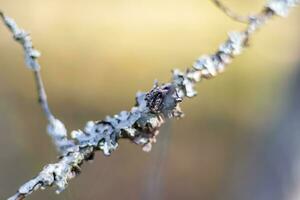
[145, 83, 182, 117]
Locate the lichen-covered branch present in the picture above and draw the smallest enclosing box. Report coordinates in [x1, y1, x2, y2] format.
[0, 12, 74, 154]
[1, 0, 298, 199]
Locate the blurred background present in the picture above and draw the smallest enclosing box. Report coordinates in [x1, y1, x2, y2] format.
[0, 0, 300, 199]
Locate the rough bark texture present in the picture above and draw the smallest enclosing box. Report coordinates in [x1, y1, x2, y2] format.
[0, 0, 299, 199]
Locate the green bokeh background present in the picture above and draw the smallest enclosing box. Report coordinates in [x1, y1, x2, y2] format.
[0, 0, 299, 199]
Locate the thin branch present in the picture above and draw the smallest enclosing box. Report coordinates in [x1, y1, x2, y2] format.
[1, 0, 299, 199]
[210, 0, 251, 23]
[33, 71, 54, 122]
[0, 11, 53, 119]
[8, 193, 24, 200]
[0, 12, 54, 120]
[0, 12, 73, 154]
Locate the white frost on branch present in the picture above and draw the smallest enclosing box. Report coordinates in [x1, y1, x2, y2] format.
[1, 1, 299, 199]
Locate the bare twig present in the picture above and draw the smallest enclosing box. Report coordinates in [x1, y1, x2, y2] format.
[33, 71, 54, 122]
[1, 0, 299, 199]
[210, 0, 251, 23]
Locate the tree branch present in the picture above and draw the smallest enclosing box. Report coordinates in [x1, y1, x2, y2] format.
[1, 0, 299, 199]
[210, 0, 251, 23]
[0, 12, 73, 154]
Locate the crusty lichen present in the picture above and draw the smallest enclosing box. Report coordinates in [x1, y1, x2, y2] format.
[1, 0, 299, 199]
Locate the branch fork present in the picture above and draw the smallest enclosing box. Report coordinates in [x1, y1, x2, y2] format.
[1, 0, 299, 199]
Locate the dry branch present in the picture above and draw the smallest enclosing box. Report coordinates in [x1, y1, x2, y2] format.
[0, 0, 299, 199]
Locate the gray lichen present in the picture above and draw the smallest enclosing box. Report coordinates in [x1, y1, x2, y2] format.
[0, 12, 40, 70]
[267, 0, 299, 16]
[1, 0, 299, 199]
[0, 11, 74, 156]
[48, 118, 75, 153]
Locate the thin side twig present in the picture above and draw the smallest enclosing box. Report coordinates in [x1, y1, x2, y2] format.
[211, 0, 252, 23]
[33, 70, 54, 122]
[0, 12, 74, 154]
[0, 11, 52, 120]
[1, 0, 299, 199]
